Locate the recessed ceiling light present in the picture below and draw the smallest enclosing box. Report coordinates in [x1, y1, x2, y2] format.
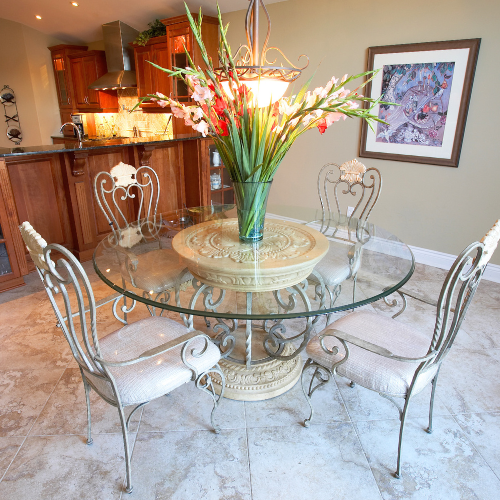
[71, 2, 79, 6]
[35, 15, 42, 20]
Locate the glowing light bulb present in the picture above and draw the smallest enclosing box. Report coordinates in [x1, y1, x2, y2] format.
[35, 15, 42, 20]
[221, 79, 289, 108]
[71, 2, 79, 6]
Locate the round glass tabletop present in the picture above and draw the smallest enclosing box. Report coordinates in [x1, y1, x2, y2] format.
[93, 205, 415, 321]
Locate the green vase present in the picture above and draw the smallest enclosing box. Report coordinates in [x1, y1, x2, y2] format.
[232, 180, 273, 242]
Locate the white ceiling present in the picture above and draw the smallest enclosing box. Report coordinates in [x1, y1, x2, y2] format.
[2, 0, 287, 44]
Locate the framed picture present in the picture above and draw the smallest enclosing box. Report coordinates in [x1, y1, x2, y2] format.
[359, 39, 481, 167]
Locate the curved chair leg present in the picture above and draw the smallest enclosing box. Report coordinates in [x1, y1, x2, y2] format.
[395, 396, 411, 479]
[427, 368, 441, 434]
[301, 358, 332, 427]
[82, 376, 93, 445]
[117, 405, 133, 494]
[196, 364, 225, 434]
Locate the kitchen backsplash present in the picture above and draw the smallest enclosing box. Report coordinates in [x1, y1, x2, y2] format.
[92, 88, 173, 138]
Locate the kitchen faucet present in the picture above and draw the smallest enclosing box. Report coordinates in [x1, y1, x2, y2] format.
[60, 123, 83, 147]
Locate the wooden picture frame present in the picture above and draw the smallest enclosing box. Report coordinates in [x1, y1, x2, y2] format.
[359, 38, 481, 167]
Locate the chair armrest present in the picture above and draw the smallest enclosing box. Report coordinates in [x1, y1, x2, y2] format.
[384, 287, 455, 319]
[319, 329, 436, 363]
[95, 331, 210, 367]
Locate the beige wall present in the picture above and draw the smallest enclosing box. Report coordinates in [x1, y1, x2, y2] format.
[223, 0, 500, 266]
[0, 19, 64, 148]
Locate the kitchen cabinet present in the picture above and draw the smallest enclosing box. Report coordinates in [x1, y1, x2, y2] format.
[48, 44, 87, 136]
[68, 51, 119, 113]
[132, 14, 218, 112]
[0, 166, 24, 291]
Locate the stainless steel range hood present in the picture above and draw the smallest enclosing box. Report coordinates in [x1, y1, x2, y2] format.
[88, 21, 139, 90]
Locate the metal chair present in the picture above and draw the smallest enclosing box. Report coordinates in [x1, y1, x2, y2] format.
[94, 162, 191, 318]
[308, 159, 382, 314]
[22, 236, 225, 494]
[301, 220, 500, 478]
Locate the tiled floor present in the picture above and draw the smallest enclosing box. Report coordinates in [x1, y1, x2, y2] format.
[0, 263, 499, 499]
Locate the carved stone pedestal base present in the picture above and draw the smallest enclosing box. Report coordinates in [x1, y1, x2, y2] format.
[211, 341, 302, 401]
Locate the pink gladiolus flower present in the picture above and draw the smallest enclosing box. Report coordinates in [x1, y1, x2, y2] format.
[156, 92, 166, 98]
[185, 118, 195, 127]
[325, 112, 346, 126]
[171, 106, 186, 119]
[157, 100, 169, 108]
[192, 107, 204, 120]
[193, 120, 209, 137]
[192, 85, 213, 102]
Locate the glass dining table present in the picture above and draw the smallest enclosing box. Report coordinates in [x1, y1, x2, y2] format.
[93, 205, 415, 401]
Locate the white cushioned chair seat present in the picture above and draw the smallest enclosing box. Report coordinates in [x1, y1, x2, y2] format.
[311, 253, 351, 287]
[307, 311, 437, 397]
[121, 248, 190, 293]
[85, 316, 220, 406]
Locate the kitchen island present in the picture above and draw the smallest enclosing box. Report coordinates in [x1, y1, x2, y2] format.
[0, 135, 214, 291]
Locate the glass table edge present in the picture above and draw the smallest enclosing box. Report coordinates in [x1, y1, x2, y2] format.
[92, 248, 416, 321]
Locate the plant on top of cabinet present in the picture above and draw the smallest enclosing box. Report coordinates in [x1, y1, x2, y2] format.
[134, 19, 166, 46]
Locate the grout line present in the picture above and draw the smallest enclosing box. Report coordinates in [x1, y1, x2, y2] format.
[333, 377, 385, 500]
[0, 366, 67, 484]
[243, 401, 254, 500]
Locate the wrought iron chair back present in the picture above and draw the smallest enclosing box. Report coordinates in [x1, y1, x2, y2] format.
[94, 162, 160, 239]
[429, 222, 500, 365]
[41, 243, 103, 375]
[317, 159, 381, 239]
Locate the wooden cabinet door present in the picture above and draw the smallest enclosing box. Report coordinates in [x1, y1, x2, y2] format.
[152, 41, 171, 97]
[52, 52, 72, 109]
[70, 57, 88, 108]
[135, 45, 154, 99]
[166, 25, 192, 102]
[83, 56, 100, 107]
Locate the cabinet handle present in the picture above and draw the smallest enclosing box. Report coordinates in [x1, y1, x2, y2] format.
[84, 96, 88, 104]
[68, 96, 71, 105]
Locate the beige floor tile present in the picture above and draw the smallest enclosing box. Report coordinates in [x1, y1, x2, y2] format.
[453, 412, 500, 478]
[0, 368, 64, 437]
[139, 379, 246, 432]
[247, 423, 382, 500]
[29, 368, 143, 437]
[355, 415, 500, 500]
[0, 434, 132, 499]
[245, 373, 350, 428]
[130, 429, 251, 499]
[0, 436, 24, 478]
[437, 348, 500, 414]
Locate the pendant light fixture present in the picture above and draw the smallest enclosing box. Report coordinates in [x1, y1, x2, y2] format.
[215, 0, 308, 107]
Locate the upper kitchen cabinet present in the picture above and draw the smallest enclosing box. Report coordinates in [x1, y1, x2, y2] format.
[49, 44, 88, 136]
[133, 14, 218, 111]
[49, 45, 88, 110]
[68, 51, 119, 113]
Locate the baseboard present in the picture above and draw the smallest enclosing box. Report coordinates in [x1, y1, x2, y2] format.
[268, 213, 500, 284]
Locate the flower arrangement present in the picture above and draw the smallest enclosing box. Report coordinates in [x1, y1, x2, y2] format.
[135, 4, 389, 240]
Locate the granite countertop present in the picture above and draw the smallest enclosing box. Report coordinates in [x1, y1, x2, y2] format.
[0, 134, 203, 158]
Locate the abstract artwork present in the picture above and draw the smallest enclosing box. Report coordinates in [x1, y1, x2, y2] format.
[360, 39, 480, 167]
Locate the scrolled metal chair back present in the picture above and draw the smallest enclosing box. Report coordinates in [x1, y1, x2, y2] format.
[94, 162, 160, 239]
[317, 159, 381, 237]
[429, 220, 500, 367]
[41, 243, 104, 376]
